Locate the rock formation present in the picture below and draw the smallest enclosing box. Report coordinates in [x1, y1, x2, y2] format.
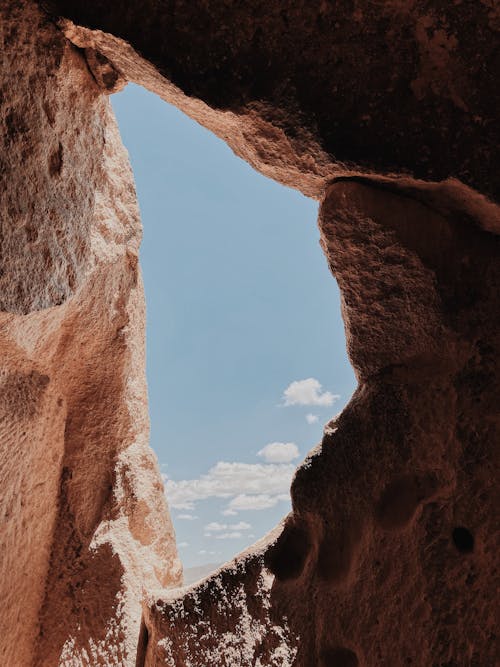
[0, 3, 180, 665]
[1, 1, 498, 665]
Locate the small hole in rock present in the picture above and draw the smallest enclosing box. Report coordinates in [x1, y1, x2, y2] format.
[452, 526, 474, 553]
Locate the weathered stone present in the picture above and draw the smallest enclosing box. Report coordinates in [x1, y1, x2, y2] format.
[41, 0, 500, 201]
[0, 0, 498, 665]
[0, 3, 180, 665]
[145, 182, 499, 665]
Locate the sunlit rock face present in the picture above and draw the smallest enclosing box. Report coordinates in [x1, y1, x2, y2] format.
[1, 0, 498, 665]
[0, 3, 180, 665]
[143, 183, 499, 666]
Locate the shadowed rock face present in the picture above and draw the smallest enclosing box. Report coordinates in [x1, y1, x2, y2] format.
[0, 3, 180, 665]
[41, 0, 500, 200]
[0, 0, 498, 665]
[145, 182, 499, 666]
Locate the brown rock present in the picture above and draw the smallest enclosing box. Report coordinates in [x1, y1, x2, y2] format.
[145, 180, 499, 666]
[0, 3, 180, 665]
[41, 0, 500, 200]
[0, 0, 498, 664]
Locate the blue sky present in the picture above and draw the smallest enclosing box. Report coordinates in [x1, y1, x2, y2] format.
[112, 84, 356, 569]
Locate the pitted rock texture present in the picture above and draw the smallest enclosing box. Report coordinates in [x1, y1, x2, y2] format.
[1, 0, 499, 665]
[0, 3, 180, 666]
[145, 182, 499, 666]
[42, 0, 500, 200]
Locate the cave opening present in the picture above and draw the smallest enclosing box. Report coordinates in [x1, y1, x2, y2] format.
[111, 83, 356, 584]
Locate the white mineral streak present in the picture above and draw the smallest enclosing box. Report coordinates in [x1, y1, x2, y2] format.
[158, 568, 299, 667]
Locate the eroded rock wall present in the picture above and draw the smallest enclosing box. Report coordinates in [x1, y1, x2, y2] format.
[41, 0, 500, 201]
[1, 1, 498, 665]
[0, 3, 180, 665]
[144, 182, 499, 666]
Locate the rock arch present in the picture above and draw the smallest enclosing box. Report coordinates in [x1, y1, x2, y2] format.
[1, 1, 498, 664]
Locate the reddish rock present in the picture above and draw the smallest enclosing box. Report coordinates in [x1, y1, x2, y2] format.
[0, 0, 498, 665]
[41, 0, 500, 200]
[0, 3, 180, 665]
[144, 182, 499, 665]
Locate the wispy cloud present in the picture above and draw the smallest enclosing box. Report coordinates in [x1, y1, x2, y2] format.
[226, 493, 290, 512]
[204, 521, 229, 532]
[178, 541, 189, 548]
[204, 521, 251, 536]
[306, 413, 319, 424]
[164, 461, 294, 514]
[282, 378, 339, 407]
[257, 442, 299, 463]
[176, 513, 198, 520]
[202, 525, 251, 539]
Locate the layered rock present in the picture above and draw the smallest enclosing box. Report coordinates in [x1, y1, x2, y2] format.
[1, 0, 498, 664]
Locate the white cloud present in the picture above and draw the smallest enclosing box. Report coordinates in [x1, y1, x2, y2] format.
[204, 521, 251, 536]
[306, 413, 319, 424]
[221, 508, 238, 516]
[178, 541, 189, 548]
[282, 378, 339, 407]
[226, 493, 289, 512]
[164, 461, 295, 512]
[231, 521, 252, 531]
[257, 442, 299, 463]
[205, 521, 228, 532]
[176, 513, 198, 520]
[215, 532, 243, 540]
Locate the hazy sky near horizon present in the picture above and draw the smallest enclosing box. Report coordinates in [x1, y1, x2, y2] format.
[112, 84, 356, 570]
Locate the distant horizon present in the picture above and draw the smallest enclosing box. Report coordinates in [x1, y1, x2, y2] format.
[112, 83, 356, 569]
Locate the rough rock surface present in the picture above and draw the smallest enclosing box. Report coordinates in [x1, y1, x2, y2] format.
[1, 0, 498, 665]
[144, 181, 499, 666]
[42, 0, 500, 201]
[0, 3, 180, 665]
